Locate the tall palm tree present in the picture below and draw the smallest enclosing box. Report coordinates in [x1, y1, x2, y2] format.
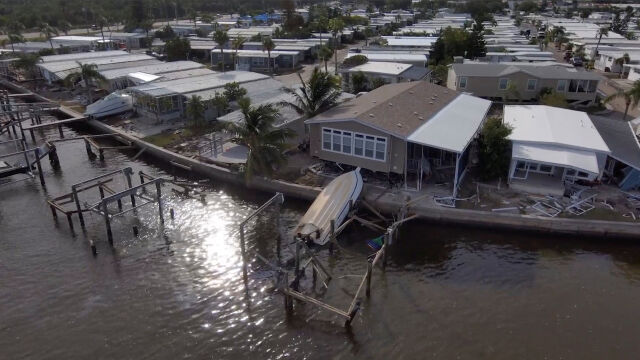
[604, 80, 640, 120]
[14, 53, 42, 80]
[614, 53, 631, 77]
[186, 95, 205, 129]
[595, 26, 609, 56]
[64, 62, 107, 104]
[318, 45, 333, 73]
[59, 21, 72, 35]
[313, 16, 328, 46]
[328, 18, 344, 75]
[231, 36, 246, 70]
[40, 23, 59, 50]
[212, 30, 229, 72]
[224, 100, 295, 179]
[262, 37, 275, 75]
[6, 21, 25, 53]
[280, 67, 342, 118]
[96, 15, 108, 43]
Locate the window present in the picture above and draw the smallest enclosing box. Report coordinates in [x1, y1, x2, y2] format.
[321, 127, 386, 162]
[576, 80, 586, 93]
[458, 76, 467, 89]
[322, 128, 331, 150]
[557, 80, 567, 92]
[587, 80, 598, 93]
[527, 79, 537, 91]
[499, 78, 509, 90]
[538, 164, 553, 174]
[354, 134, 364, 156]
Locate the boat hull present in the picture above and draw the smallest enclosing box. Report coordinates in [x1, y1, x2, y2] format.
[85, 94, 133, 118]
[295, 168, 363, 245]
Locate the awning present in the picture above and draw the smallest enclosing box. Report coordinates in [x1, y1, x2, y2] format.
[512, 142, 600, 175]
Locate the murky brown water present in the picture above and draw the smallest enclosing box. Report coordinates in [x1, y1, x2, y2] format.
[2, 124, 640, 359]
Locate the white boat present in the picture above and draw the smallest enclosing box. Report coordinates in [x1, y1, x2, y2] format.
[85, 91, 133, 118]
[296, 168, 363, 245]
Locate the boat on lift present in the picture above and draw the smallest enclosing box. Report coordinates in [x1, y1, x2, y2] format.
[295, 168, 363, 245]
[84, 91, 133, 118]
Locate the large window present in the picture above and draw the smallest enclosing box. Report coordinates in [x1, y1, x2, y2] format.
[557, 79, 567, 92]
[322, 127, 387, 162]
[527, 79, 537, 91]
[458, 76, 468, 89]
[498, 78, 509, 90]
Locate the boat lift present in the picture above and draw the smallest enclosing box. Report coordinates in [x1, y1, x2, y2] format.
[0, 137, 59, 186]
[238, 193, 417, 327]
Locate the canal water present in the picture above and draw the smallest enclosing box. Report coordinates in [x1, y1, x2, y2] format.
[2, 125, 640, 359]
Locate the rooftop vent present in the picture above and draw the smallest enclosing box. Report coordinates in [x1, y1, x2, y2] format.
[369, 114, 375, 117]
[388, 103, 393, 106]
[418, 116, 424, 120]
[429, 101, 434, 105]
[397, 123, 403, 127]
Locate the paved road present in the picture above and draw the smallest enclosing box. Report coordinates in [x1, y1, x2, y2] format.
[0, 25, 125, 41]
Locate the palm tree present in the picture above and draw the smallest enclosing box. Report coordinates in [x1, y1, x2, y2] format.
[59, 21, 72, 35]
[604, 81, 640, 120]
[186, 95, 206, 129]
[40, 23, 59, 50]
[231, 36, 246, 70]
[140, 20, 154, 50]
[212, 30, 229, 72]
[64, 62, 107, 104]
[328, 18, 344, 75]
[224, 100, 295, 179]
[363, 27, 375, 46]
[595, 26, 609, 57]
[262, 37, 275, 75]
[96, 15, 108, 43]
[14, 53, 42, 80]
[280, 67, 342, 118]
[614, 53, 631, 77]
[318, 45, 333, 73]
[313, 16, 328, 46]
[6, 22, 25, 53]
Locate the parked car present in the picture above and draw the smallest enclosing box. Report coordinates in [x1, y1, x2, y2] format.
[570, 57, 583, 67]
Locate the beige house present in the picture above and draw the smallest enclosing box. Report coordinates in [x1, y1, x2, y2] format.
[447, 62, 602, 106]
[305, 81, 492, 195]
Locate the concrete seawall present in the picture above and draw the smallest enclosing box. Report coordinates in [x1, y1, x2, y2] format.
[3, 80, 639, 240]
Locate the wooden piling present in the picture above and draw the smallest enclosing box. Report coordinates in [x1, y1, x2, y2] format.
[103, 201, 113, 245]
[34, 148, 45, 186]
[155, 181, 164, 224]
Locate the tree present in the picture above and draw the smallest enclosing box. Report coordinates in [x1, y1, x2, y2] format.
[224, 101, 295, 179]
[96, 15, 108, 43]
[363, 27, 375, 47]
[165, 37, 190, 61]
[262, 37, 275, 75]
[318, 45, 333, 72]
[280, 67, 342, 118]
[223, 82, 247, 101]
[595, 27, 609, 57]
[210, 92, 229, 118]
[540, 91, 569, 108]
[232, 36, 247, 70]
[429, 64, 448, 85]
[213, 30, 229, 72]
[39, 23, 59, 49]
[64, 62, 107, 104]
[604, 81, 640, 120]
[186, 95, 206, 129]
[502, 82, 520, 103]
[342, 54, 368, 67]
[478, 117, 512, 181]
[328, 18, 344, 75]
[429, 27, 469, 65]
[517, 1, 539, 13]
[614, 53, 631, 77]
[59, 21, 72, 35]
[14, 53, 42, 80]
[140, 20, 154, 50]
[351, 71, 368, 93]
[466, 27, 487, 59]
[6, 22, 25, 53]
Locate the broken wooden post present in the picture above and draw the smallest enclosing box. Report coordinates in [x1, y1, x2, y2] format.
[34, 147, 45, 186]
[57, 125, 64, 138]
[155, 181, 164, 224]
[103, 201, 113, 245]
[329, 219, 336, 254]
[84, 139, 95, 160]
[72, 187, 86, 228]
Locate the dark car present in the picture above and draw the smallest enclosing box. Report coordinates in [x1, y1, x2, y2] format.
[570, 57, 583, 67]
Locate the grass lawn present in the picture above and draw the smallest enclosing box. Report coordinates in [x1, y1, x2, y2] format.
[142, 132, 184, 147]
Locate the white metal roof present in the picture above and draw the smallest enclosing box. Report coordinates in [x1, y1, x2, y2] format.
[99, 61, 204, 80]
[407, 94, 492, 153]
[41, 50, 129, 63]
[504, 105, 610, 154]
[130, 71, 269, 97]
[38, 54, 155, 74]
[347, 62, 412, 75]
[126, 72, 161, 84]
[381, 36, 438, 47]
[512, 143, 601, 175]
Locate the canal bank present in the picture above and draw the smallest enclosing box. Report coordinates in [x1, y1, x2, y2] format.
[3, 80, 639, 240]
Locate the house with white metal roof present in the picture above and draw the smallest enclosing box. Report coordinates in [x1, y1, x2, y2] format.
[99, 61, 206, 90]
[128, 71, 273, 121]
[504, 105, 611, 196]
[344, 52, 428, 67]
[37, 53, 158, 83]
[211, 49, 302, 73]
[591, 115, 640, 191]
[305, 81, 492, 195]
[342, 62, 430, 92]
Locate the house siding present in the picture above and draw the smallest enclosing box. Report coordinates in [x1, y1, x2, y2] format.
[308, 120, 406, 174]
[448, 71, 599, 104]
